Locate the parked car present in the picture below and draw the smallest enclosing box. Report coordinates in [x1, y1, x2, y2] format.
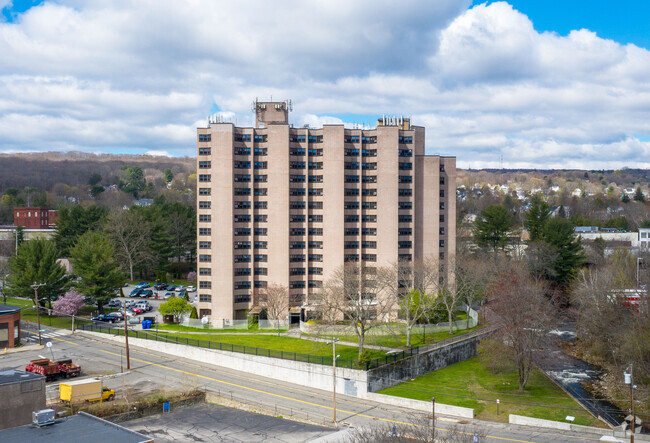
[107, 299, 121, 308]
[186, 285, 196, 292]
[124, 299, 136, 307]
[154, 283, 168, 290]
[127, 307, 143, 316]
[166, 285, 176, 292]
[175, 285, 186, 292]
[92, 314, 118, 323]
[135, 301, 152, 312]
[177, 291, 187, 299]
[109, 311, 124, 320]
[163, 292, 175, 299]
[129, 288, 144, 297]
[135, 282, 151, 289]
[140, 289, 153, 298]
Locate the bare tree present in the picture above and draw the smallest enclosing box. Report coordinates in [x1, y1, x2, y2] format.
[455, 252, 493, 329]
[487, 263, 555, 391]
[319, 263, 396, 358]
[105, 209, 153, 281]
[256, 283, 289, 335]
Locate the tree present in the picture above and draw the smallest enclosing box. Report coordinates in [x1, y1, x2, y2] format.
[90, 185, 105, 198]
[256, 283, 290, 335]
[163, 168, 173, 184]
[524, 195, 551, 242]
[69, 231, 124, 312]
[187, 271, 197, 283]
[0, 261, 8, 304]
[54, 205, 108, 256]
[542, 217, 586, 286]
[487, 264, 555, 391]
[473, 205, 514, 258]
[6, 239, 68, 308]
[158, 297, 192, 323]
[621, 194, 630, 203]
[53, 291, 85, 316]
[318, 263, 395, 358]
[633, 186, 646, 202]
[455, 252, 492, 328]
[104, 209, 154, 281]
[119, 166, 146, 198]
[88, 173, 102, 186]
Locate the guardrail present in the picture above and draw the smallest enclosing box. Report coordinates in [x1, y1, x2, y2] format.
[79, 323, 418, 370]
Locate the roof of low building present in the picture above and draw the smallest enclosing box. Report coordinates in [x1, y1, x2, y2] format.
[0, 411, 152, 442]
[0, 369, 44, 386]
[0, 304, 22, 316]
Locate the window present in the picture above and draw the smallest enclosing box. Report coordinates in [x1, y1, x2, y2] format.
[362, 149, 376, 157]
[345, 188, 360, 196]
[290, 215, 306, 223]
[254, 174, 267, 183]
[290, 254, 306, 262]
[440, 164, 445, 172]
[399, 149, 412, 157]
[362, 202, 377, 209]
[440, 202, 445, 210]
[439, 214, 445, 223]
[345, 215, 359, 222]
[199, 174, 211, 182]
[345, 201, 360, 209]
[254, 188, 267, 196]
[345, 135, 360, 143]
[362, 254, 377, 262]
[345, 228, 359, 235]
[234, 188, 251, 196]
[199, 294, 212, 302]
[309, 280, 323, 288]
[362, 162, 377, 170]
[399, 201, 412, 210]
[235, 133, 251, 142]
[199, 268, 211, 276]
[290, 201, 306, 209]
[439, 239, 445, 247]
[290, 188, 306, 196]
[199, 188, 211, 196]
[399, 228, 412, 236]
[234, 282, 251, 290]
[234, 228, 251, 236]
[309, 175, 323, 183]
[309, 215, 323, 223]
[399, 162, 412, 170]
[290, 161, 306, 169]
[199, 147, 211, 155]
[199, 201, 211, 209]
[234, 147, 250, 155]
[254, 214, 267, 222]
[234, 215, 251, 223]
[309, 254, 323, 262]
[254, 267, 267, 275]
[399, 241, 412, 249]
[362, 227, 376, 235]
[290, 134, 306, 142]
[399, 176, 412, 183]
[362, 175, 377, 183]
[199, 161, 211, 169]
[199, 281, 212, 289]
[199, 255, 211, 262]
[362, 189, 377, 196]
[345, 162, 359, 170]
[399, 254, 412, 262]
[398, 135, 413, 144]
[234, 241, 251, 249]
[255, 201, 267, 209]
[234, 174, 250, 182]
[345, 254, 359, 262]
[399, 215, 412, 223]
[290, 281, 306, 289]
[309, 201, 323, 209]
[255, 228, 267, 236]
[290, 228, 306, 236]
[199, 134, 211, 142]
[345, 149, 360, 157]
[234, 161, 250, 169]
[290, 241, 306, 249]
[290, 268, 306, 276]
[440, 177, 445, 185]
[309, 267, 323, 275]
[254, 134, 268, 142]
[345, 241, 359, 249]
[308, 135, 323, 143]
[308, 228, 323, 236]
[290, 148, 306, 156]
[308, 241, 323, 249]
[255, 254, 267, 262]
[254, 147, 267, 156]
[235, 295, 251, 303]
[362, 241, 376, 249]
[309, 188, 323, 196]
[199, 228, 211, 235]
[199, 241, 211, 249]
[290, 175, 306, 183]
[234, 268, 251, 276]
[439, 227, 445, 235]
[234, 255, 251, 263]
[362, 136, 377, 144]
[362, 215, 377, 222]
[346, 175, 360, 183]
[254, 161, 267, 169]
[234, 201, 251, 209]
[308, 162, 323, 169]
[308, 148, 322, 156]
[399, 188, 412, 197]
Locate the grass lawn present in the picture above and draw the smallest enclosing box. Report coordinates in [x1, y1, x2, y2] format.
[325, 326, 477, 349]
[154, 323, 288, 334]
[378, 356, 603, 427]
[6, 297, 92, 329]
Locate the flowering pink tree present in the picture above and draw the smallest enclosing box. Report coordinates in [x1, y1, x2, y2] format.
[186, 271, 197, 283]
[53, 291, 86, 316]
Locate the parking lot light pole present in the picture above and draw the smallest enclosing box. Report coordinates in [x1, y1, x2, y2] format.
[328, 337, 339, 423]
[31, 282, 45, 345]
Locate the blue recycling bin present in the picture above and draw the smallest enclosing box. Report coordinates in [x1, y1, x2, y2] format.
[142, 320, 151, 329]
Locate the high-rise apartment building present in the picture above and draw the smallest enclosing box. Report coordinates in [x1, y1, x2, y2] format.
[196, 101, 455, 321]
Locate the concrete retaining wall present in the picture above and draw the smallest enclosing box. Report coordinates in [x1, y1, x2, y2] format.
[508, 414, 639, 438]
[365, 393, 474, 419]
[367, 335, 480, 392]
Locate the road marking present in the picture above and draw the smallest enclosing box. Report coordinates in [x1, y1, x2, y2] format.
[97, 348, 542, 442]
[21, 329, 78, 345]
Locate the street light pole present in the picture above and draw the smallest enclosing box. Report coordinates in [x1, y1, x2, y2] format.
[31, 283, 45, 345]
[329, 337, 339, 423]
[431, 396, 436, 442]
[624, 364, 635, 443]
[123, 302, 130, 370]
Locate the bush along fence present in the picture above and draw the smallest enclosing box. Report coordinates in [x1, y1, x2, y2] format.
[79, 323, 419, 370]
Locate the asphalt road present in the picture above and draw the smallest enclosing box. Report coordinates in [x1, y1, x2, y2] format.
[1, 324, 619, 443]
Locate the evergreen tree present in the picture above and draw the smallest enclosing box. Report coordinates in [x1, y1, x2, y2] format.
[54, 204, 108, 256]
[7, 239, 68, 308]
[633, 186, 646, 202]
[542, 218, 586, 286]
[524, 195, 551, 242]
[473, 205, 513, 258]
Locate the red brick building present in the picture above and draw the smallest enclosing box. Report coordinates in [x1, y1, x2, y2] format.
[0, 305, 21, 348]
[13, 207, 58, 229]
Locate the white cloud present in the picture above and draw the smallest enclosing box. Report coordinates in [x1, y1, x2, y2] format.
[0, 0, 648, 169]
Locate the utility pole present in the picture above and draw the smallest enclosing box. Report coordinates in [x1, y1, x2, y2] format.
[431, 396, 436, 442]
[329, 337, 339, 423]
[625, 365, 635, 443]
[123, 302, 130, 370]
[31, 283, 45, 345]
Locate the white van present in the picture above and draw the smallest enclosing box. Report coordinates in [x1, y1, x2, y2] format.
[135, 300, 152, 312]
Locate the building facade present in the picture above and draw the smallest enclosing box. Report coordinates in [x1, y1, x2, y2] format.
[196, 101, 456, 321]
[13, 207, 58, 229]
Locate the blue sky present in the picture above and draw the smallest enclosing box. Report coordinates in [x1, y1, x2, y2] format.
[0, 0, 649, 169]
